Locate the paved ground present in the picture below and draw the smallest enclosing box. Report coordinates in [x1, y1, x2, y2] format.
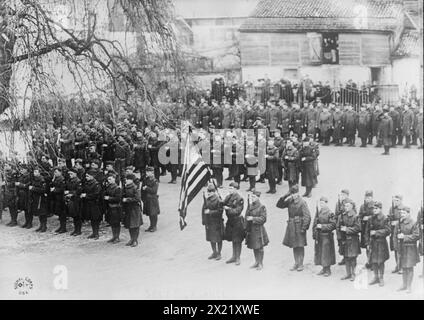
[0, 144, 423, 300]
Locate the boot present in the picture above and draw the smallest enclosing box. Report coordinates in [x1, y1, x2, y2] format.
[107, 227, 117, 243]
[341, 259, 351, 280]
[235, 243, 241, 266]
[35, 217, 43, 232]
[57, 219, 67, 234]
[397, 269, 408, 291]
[226, 243, 236, 264]
[317, 268, 326, 275]
[256, 250, 263, 270]
[112, 225, 121, 243]
[126, 229, 134, 246]
[338, 257, 345, 265]
[323, 267, 331, 277]
[406, 268, 413, 293]
[131, 228, 139, 247]
[369, 267, 379, 285]
[250, 250, 259, 268]
[93, 223, 99, 240]
[39, 217, 47, 233]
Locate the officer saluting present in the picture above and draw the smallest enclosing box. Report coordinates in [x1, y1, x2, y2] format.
[277, 185, 311, 272]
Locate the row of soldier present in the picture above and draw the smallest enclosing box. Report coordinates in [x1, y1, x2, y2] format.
[0, 159, 161, 247]
[202, 183, 423, 294]
[160, 97, 423, 150]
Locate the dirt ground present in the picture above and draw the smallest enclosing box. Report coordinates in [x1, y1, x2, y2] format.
[0, 145, 423, 300]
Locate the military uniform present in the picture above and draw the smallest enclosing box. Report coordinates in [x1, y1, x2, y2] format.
[319, 108, 332, 145]
[141, 174, 160, 232]
[81, 176, 102, 239]
[299, 143, 317, 197]
[378, 112, 393, 155]
[122, 179, 143, 246]
[104, 182, 122, 242]
[336, 207, 361, 280]
[277, 191, 311, 271]
[244, 195, 268, 269]
[332, 109, 344, 145]
[365, 206, 391, 286]
[265, 144, 279, 193]
[29, 174, 48, 232]
[357, 109, 372, 147]
[282, 144, 299, 187]
[312, 205, 336, 274]
[402, 108, 415, 148]
[223, 190, 245, 264]
[16, 171, 31, 227]
[343, 109, 358, 146]
[64, 174, 82, 235]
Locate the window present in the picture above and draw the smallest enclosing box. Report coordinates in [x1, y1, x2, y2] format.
[322, 33, 339, 64]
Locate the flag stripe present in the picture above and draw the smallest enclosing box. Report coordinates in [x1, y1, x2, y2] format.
[178, 123, 212, 230]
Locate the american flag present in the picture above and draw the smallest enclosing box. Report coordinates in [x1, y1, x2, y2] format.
[178, 125, 212, 230]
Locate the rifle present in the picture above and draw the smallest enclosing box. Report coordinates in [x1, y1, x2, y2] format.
[397, 214, 404, 270]
[244, 194, 251, 241]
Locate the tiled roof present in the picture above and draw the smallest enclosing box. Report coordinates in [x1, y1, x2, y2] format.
[240, 0, 404, 32]
[393, 29, 420, 57]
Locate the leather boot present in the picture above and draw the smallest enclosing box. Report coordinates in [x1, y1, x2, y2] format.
[397, 269, 407, 291]
[379, 264, 385, 287]
[256, 250, 263, 270]
[226, 242, 236, 264]
[126, 228, 134, 246]
[406, 268, 413, 293]
[369, 267, 379, 285]
[235, 242, 241, 265]
[250, 250, 259, 268]
[112, 225, 121, 243]
[40, 219, 47, 233]
[107, 227, 116, 243]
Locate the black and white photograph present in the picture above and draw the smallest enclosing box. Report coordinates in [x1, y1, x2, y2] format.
[0, 0, 423, 303]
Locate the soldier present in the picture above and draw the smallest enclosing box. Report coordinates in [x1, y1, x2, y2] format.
[388, 194, 403, 273]
[312, 196, 336, 276]
[103, 174, 122, 243]
[29, 168, 48, 233]
[210, 100, 223, 129]
[378, 106, 393, 155]
[74, 126, 88, 161]
[59, 126, 74, 169]
[388, 106, 401, 148]
[81, 170, 102, 239]
[280, 102, 291, 138]
[50, 167, 66, 233]
[265, 139, 279, 194]
[299, 137, 317, 197]
[211, 133, 224, 188]
[16, 165, 31, 228]
[319, 105, 332, 146]
[395, 206, 420, 293]
[277, 185, 311, 271]
[64, 169, 82, 236]
[73, 159, 86, 182]
[401, 104, 414, 148]
[371, 104, 383, 146]
[198, 100, 211, 130]
[266, 100, 282, 136]
[147, 132, 161, 181]
[244, 139, 258, 192]
[141, 167, 160, 232]
[343, 105, 357, 146]
[85, 143, 101, 169]
[222, 103, 234, 129]
[245, 190, 269, 270]
[202, 183, 224, 260]
[332, 104, 344, 146]
[273, 131, 285, 185]
[304, 103, 318, 139]
[337, 200, 361, 281]
[357, 105, 372, 147]
[290, 104, 304, 137]
[359, 190, 375, 268]
[365, 201, 391, 287]
[415, 107, 423, 149]
[232, 104, 244, 129]
[244, 103, 257, 129]
[223, 182, 245, 265]
[335, 189, 356, 265]
[132, 131, 149, 179]
[122, 173, 143, 247]
[115, 135, 131, 184]
[282, 139, 299, 188]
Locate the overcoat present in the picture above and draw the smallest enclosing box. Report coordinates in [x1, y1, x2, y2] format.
[141, 176, 160, 217]
[277, 194, 311, 248]
[223, 192, 245, 242]
[245, 200, 269, 250]
[202, 193, 224, 242]
[365, 213, 391, 264]
[122, 182, 143, 228]
[394, 217, 421, 268]
[336, 209, 361, 257]
[104, 183, 122, 225]
[312, 207, 336, 267]
[64, 176, 81, 218]
[29, 175, 48, 217]
[81, 178, 102, 221]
